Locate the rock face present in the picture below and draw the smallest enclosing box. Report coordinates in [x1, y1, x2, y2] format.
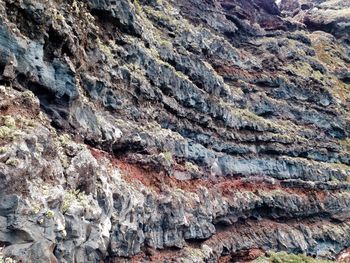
[0, 0, 349, 262]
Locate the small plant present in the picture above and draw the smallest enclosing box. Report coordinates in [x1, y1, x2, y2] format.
[0, 257, 17, 263]
[160, 151, 173, 164]
[26, 120, 36, 128]
[45, 210, 55, 219]
[59, 134, 72, 146]
[62, 191, 75, 213]
[61, 229, 67, 238]
[0, 147, 7, 154]
[185, 161, 199, 173]
[96, 38, 113, 60]
[59, 153, 69, 169]
[5, 158, 19, 167]
[174, 69, 187, 79]
[31, 203, 41, 214]
[61, 189, 88, 213]
[52, 9, 65, 22]
[0, 116, 17, 141]
[134, 0, 143, 14]
[21, 90, 36, 99]
[3, 116, 15, 129]
[72, 0, 79, 13]
[342, 138, 350, 152]
[0, 248, 16, 263]
[0, 127, 14, 140]
[159, 39, 173, 49]
[183, 247, 204, 261]
[35, 143, 44, 153]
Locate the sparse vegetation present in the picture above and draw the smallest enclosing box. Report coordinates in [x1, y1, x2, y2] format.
[253, 251, 334, 263]
[185, 161, 200, 173]
[35, 143, 44, 153]
[52, 8, 65, 22]
[159, 38, 173, 49]
[96, 38, 113, 60]
[346, 175, 350, 183]
[5, 158, 19, 167]
[228, 107, 286, 132]
[45, 210, 55, 219]
[61, 189, 88, 213]
[182, 247, 205, 262]
[0, 147, 7, 154]
[174, 69, 188, 79]
[0, 116, 17, 141]
[59, 153, 69, 169]
[342, 138, 350, 152]
[71, 0, 79, 13]
[21, 90, 36, 99]
[31, 203, 41, 214]
[133, 0, 143, 14]
[62, 190, 77, 213]
[160, 151, 174, 164]
[3, 116, 15, 129]
[59, 134, 72, 146]
[0, 247, 16, 263]
[0, 126, 14, 140]
[0, 256, 17, 263]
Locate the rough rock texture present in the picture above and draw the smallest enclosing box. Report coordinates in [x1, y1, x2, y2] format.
[0, 0, 349, 262]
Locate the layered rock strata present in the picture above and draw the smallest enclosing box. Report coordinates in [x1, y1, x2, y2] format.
[0, 0, 349, 262]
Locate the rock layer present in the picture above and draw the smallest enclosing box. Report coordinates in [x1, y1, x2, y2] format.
[0, 0, 349, 262]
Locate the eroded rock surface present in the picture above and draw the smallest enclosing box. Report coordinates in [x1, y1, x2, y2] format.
[0, 0, 349, 262]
